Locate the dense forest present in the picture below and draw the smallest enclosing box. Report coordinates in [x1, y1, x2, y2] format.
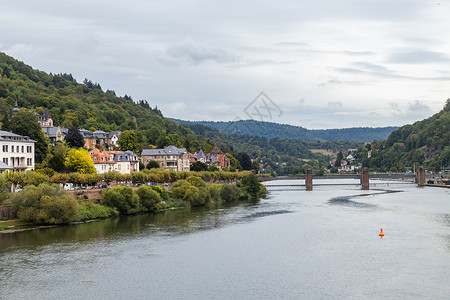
[367, 100, 450, 171]
[173, 119, 398, 142]
[0, 53, 213, 153]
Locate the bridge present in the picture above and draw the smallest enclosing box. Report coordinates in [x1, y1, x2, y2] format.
[264, 167, 434, 190]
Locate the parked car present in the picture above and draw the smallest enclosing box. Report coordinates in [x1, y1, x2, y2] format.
[98, 184, 108, 189]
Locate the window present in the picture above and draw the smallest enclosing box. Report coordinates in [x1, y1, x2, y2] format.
[11, 145, 14, 152]
[3, 158, 8, 165]
[118, 165, 121, 170]
[3, 145, 8, 152]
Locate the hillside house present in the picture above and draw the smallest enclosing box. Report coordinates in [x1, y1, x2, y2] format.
[189, 149, 230, 170]
[94, 130, 109, 147]
[89, 148, 139, 174]
[42, 126, 67, 145]
[80, 129, 96, 149]
[0, 130, 35, 171]
[35, 108, 54, 127]
[141, 145, 190, 171]
[108, 131, 121, 149]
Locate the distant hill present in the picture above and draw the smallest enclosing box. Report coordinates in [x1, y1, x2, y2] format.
[368, 100, 450, 170]
[172, 119, 398, 142]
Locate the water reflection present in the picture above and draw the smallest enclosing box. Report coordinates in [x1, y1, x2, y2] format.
[0, 200, 266, 252]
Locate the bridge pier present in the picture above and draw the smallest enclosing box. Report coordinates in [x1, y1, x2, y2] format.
[305, 169, 313, 190]
[416, 166, 426, 186]
[361, 167, 369, 189]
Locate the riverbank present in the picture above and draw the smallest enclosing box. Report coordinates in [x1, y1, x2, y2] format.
[1, 174, 267, 232]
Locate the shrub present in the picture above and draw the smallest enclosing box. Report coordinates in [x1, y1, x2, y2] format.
[100, 186, 139, 215]
[207, 184, 222, 203]
[74, 201, 118, 221]
[240, 174, 266, 198]
[136, 185, 161, 212]
[12, 184, 79, 224]
[0, 175, 9, 204]
[25, 171, 50, 186]
[186, 176, 207, 188]
[220, 184, 240, 202]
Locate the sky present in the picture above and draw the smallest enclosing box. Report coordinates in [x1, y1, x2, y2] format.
[1, 0, 450, 129]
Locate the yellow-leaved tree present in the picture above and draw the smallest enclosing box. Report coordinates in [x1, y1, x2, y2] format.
[65, 148, 96, 174]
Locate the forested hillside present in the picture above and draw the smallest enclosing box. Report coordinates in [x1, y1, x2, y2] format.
[182, 123, 329, 175]
[173, 119, 397, 142]
[0, 52, 212, 151]
[368, 100, 450, 171]
[0, 52, 331, 175]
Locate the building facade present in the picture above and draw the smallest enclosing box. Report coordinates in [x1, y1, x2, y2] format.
[0, 131, 35, 171]
[89, 148, 139, 174]
[108, 131, 121, 149]
[141, 145, 190, 171]
[80, 129, 97, 149]
[42, 126, 67, 145]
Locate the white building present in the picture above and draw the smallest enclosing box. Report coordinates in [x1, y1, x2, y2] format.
[0, 131, 35, 171]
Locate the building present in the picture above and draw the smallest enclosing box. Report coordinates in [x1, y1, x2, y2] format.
[108, 131, 121, 149]
[124, 150, 140, 172]
[79, 129, 97, 149]
[0, 130, 35, 171]
[89, 148, 115, 174]
[42, 126, 67, 145]
[35, 108, 53, 127]
[94, 130, 108, 147]
[108, 151, 132, 174]
[141, 145, 190, 171]
[189, 148, 230, 170]
[89, 148, 139, 174]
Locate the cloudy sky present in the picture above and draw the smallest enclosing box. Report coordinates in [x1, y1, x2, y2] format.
[1, 0, 450, 128]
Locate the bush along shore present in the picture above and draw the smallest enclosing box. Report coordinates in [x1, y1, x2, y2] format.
[6, 173, 267, 228]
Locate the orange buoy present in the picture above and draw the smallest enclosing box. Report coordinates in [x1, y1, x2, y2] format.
[379, 228, 384, 237]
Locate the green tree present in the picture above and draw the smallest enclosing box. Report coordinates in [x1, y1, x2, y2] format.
[191, 161, 208, 171]
[118, 130, 139, 152]
[237, 152, 252, 170]
[220, 184, 240, 202]
[100, 186, 139, 214]
[146, 160, 160, 169]
[46, 141, 69, 172]
[12, 183, 78, 225]
[65, 126, 85, 148]
[136, 185, 161, 211]
[226, 153, 240, 171]
[0, 175, 10, 204]
[9, 111, 49, 163]
[240, 174, 266, 198]
[65, 148, 95, 174]
[335, 152, 344, 168]
[251, 160, 260, 173]
[208, 165, 219, 172]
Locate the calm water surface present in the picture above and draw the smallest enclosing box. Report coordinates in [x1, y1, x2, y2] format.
[1, 179, 449, 299]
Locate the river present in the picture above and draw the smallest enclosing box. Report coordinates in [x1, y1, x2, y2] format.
[1, 179, 449, 299]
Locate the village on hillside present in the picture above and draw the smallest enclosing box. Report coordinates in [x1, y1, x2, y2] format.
[0, 104, 230, 174]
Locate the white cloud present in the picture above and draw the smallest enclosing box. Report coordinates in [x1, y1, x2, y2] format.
[1, 0, 449, 128]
